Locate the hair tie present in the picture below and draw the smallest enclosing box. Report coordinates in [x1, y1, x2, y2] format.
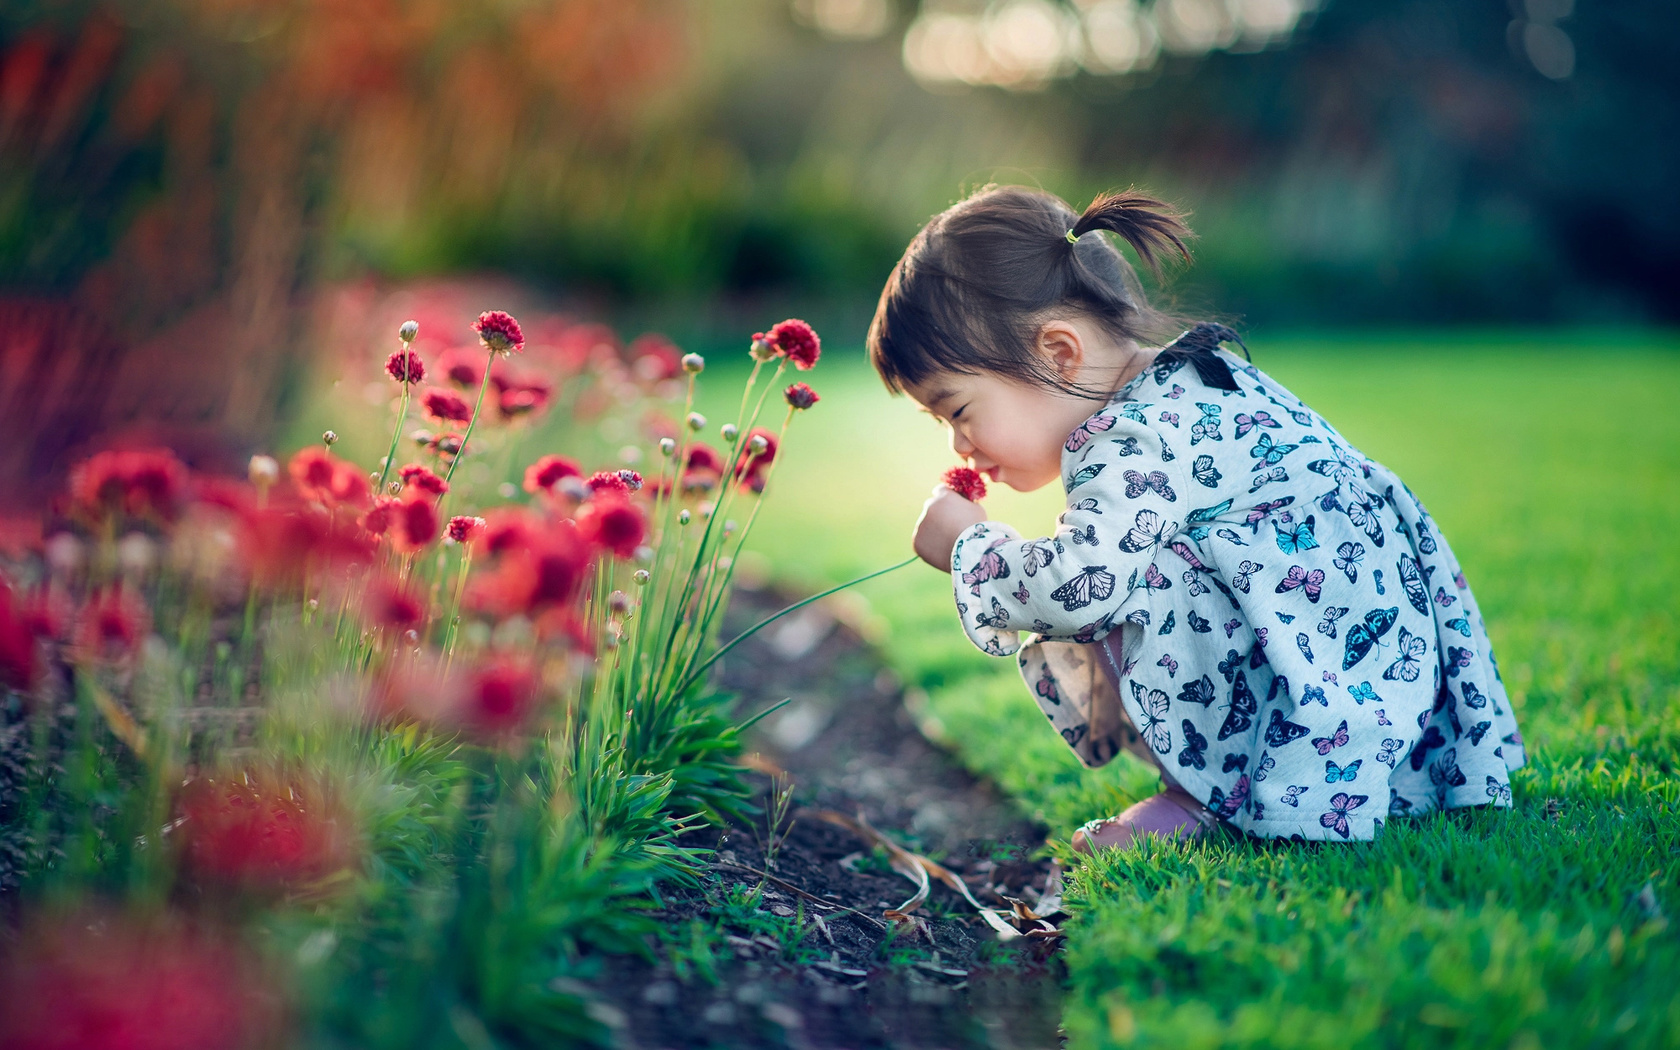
[1064, 228, 1079, 244]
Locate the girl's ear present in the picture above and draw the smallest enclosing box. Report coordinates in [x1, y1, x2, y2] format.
[1035, 320, 1086, 379]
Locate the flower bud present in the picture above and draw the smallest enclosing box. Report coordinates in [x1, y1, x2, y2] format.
[686, 412, 706, 432]
[720, 423, 739, 443]
[748, 434, 769, 455]
[678, 509, 691, 525]
[659, 437, 676, 456]
[608, 590, 632, 614]
[387, 480, 402, 495]
[323, 430, 338, 446]
[248, 454, 279, 487]
[617, 469, 644, 492]
[749, 332, 776, 362]
[399, 319, 420, 343]
[632, 569, 651, 586]
[723, 520, 737, 537]
[784, 382, 819, 410]
[681, 353, 705, 374]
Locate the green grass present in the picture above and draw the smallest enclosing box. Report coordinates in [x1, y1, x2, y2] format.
[710, 328, 1680, 1048]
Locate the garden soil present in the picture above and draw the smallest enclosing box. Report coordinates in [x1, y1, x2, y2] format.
[580, 582, 1067, 1049]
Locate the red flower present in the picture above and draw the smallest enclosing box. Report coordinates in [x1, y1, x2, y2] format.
[463, 659, 541, 734]
[578, 497, 646, 559]
[768, 318, 821, 370]
[361, 496, 399, 536]
[385, 348, 426, 384]
[473, 310, 525, 354]
[0, 580, 38, 691]
[288, 448, 369, 507]
[436, 346, 485, 387]
[175, 772, 354, 894]
[240, 505, 376, 588]
[627, 333, 682, 383]
[398, 463, 448, 497]
[447, 515, 485, 544]
[523, 454, 582, 495]
[686, 445, 725, 474]
[735, 427, 778, 483]
[468, 520, 593, 616]
[369, 580, 424, 629]
[374, 655, 545, 737]
[942, 466, 988, 502]
[586, 470, 630, 497]
[784, 382, 820, 410]
[391, 496, 439, 553]
[480, 508, 535, 556]
[69, 448, 190, 524]
[0, 915, 276, 1050]
[494, 373, 553, 420]
[74, 586, 151, 662]
[421, 387, 473, 425]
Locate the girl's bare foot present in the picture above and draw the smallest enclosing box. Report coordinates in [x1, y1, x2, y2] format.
[1070, 787, 1212, 855]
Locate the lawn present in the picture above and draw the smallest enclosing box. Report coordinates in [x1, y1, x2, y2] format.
[703, 328, 1680, 1048]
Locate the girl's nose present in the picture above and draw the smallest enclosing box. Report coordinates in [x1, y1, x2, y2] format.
[949, 428, 975, 458]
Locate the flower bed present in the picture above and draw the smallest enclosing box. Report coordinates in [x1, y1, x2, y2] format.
[0, 307, 826, 1047]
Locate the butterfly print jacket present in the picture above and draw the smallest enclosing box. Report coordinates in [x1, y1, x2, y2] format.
[949, 333, 1525, 841]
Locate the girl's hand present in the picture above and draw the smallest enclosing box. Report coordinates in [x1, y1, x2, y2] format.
[913, 485, 987, 570]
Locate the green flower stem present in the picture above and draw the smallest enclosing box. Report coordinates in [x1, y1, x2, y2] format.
[674, 556, 918, 697]
[376, 380, 413, 494]
[442, 349, 498, 490]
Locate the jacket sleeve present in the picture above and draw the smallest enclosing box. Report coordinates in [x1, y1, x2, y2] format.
[949, 413, 1189, 657]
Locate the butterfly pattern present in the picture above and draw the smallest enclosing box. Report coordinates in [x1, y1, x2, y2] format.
[952, 332, 1524, 840]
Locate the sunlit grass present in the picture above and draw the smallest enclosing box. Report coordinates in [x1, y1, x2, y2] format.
[720, 327, 1680, 1048]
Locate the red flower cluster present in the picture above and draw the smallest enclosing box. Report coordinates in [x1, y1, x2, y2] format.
[398, 463, 447, 497]
[174, 772, 355, 894]
[0, 915, 276, 1050]
[942, 466, 988, 502]
[767, 318, 821, 370]
[73, 586, 151, 663]
[68, 448, 190, 524]
[577, 497, 646, 559]
[473, 310, 525, 355]
[369, 580, 425, 629]
[446, 515, 485, 544]
[586, 470, 642, 496]
[784, 382, 820, 410]
[682, 444, 724, 491]
[0, 580, 38, 690]
[385, 348, 426, 384]
[628, 333, 682, 383]
[288, 448, 369, 506]
[374, 655, 545, 737]
[240, 505, 376, 587]
[523, 454, 581, 495]
[463, 659, 542, 734]
[421, 387, 473, 425]
[389, 496, 439, 553]
[436, 346, 485, 387]
[492, 369, 553, 420]
[468, 516, 593, 619]
[736, 428, 778, 492]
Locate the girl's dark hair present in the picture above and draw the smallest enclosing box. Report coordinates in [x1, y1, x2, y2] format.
[867, 185, 1194, 398]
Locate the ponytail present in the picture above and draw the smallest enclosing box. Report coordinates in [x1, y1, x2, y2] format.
[868, 183, 1204, 398]
[1067, 190, 1194, 278]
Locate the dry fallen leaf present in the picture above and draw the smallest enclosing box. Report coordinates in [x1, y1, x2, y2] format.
[807, 809, 1050, 941]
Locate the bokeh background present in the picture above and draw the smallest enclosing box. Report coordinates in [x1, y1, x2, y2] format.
[1, 0, 1674, 494]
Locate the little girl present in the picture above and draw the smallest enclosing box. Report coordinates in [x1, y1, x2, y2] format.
[867, 186, 1524, 849]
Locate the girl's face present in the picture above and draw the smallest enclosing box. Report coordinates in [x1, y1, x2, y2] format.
[903, 318, 1146, 493]
[906, 369, 1112, 493]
